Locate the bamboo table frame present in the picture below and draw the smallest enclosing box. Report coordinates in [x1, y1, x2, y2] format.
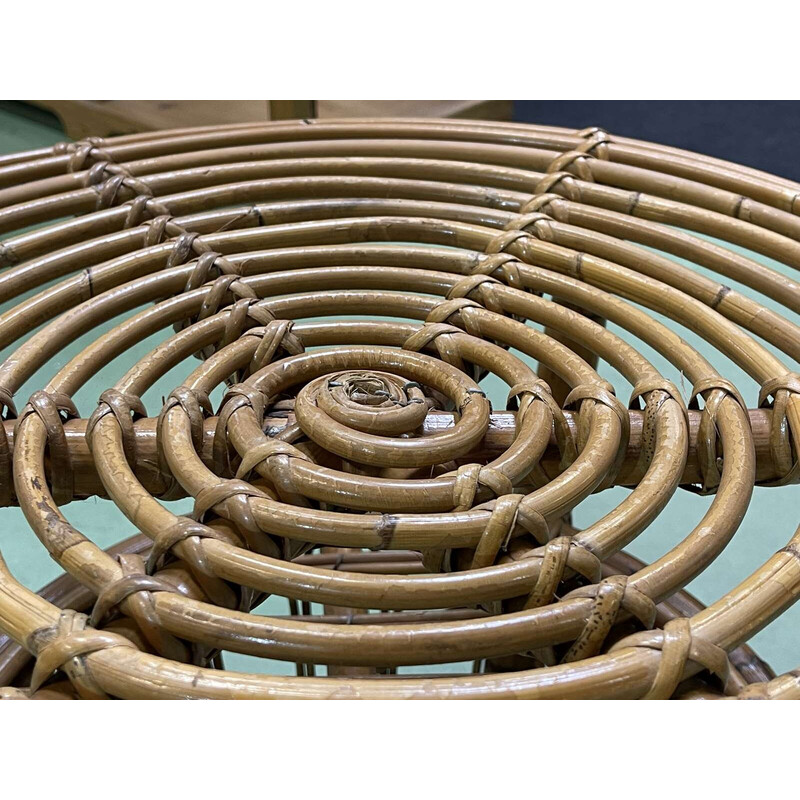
[0, 118, 799, 699]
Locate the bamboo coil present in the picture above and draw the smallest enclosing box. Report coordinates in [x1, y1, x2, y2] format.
[0, 118, 798, 698]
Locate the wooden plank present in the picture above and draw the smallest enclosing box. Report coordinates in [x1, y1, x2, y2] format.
[29, 100, 510, 139]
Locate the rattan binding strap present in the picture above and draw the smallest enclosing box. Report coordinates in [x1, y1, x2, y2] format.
[0, 118, 799, 699]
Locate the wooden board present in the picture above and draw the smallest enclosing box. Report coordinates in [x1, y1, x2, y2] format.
[29, 100, 511, 139]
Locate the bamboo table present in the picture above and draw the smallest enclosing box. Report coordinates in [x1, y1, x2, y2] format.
[0, 119, 798, 699]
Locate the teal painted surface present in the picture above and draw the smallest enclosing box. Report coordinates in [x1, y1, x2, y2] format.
[0, 106, 65, 153]
[0, 107, 797, 678]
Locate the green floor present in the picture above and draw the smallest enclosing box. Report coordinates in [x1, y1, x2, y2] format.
[0, 105, 798, 677]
